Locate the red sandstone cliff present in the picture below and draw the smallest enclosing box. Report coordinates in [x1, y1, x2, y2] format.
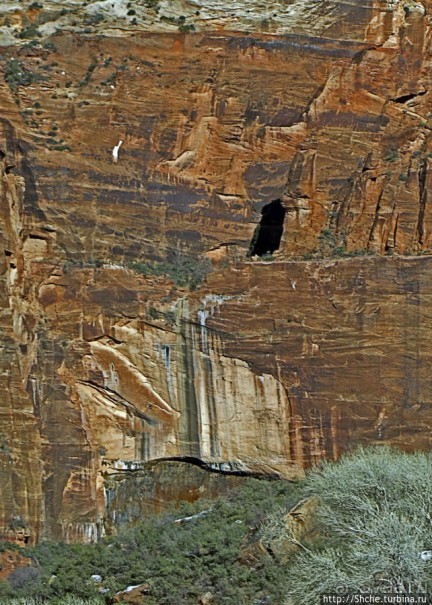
[1, 0, 432, 542]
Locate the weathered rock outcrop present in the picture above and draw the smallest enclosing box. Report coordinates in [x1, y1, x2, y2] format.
[1, 0, 432, 543]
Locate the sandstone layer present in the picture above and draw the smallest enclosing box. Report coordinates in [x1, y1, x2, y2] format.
[1, 0, 432, 543]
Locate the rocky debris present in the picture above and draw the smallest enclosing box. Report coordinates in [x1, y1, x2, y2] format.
[91, 573, 103, 583]
[198, 592, 214, 605]
[174, 508, 212, 524]
[239, 497, 317, 567]
[420, 550, 432, 562]
[237, 535, 270, 568]
[113, 583, 150, 604]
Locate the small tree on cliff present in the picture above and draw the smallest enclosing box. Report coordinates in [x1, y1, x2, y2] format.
[286, 447, 432, 604]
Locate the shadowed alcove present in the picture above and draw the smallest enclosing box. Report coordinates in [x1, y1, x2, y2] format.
[248, 199, 286, 257]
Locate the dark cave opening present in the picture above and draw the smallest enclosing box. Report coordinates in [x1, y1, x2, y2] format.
[249, 198, 286, 257]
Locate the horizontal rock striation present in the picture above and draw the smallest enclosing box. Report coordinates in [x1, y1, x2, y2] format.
[0, 0, 432, 542]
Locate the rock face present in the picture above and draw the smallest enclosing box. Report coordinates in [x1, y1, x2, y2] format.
[1, 0, 432, 542]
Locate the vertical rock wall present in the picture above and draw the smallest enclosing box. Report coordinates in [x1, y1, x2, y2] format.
[0, 0, 432, 542]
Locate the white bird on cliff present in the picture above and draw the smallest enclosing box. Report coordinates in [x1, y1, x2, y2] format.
[112, 140, 123, 163]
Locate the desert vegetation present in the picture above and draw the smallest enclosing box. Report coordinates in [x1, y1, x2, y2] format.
[1, 448, 431, 604]
[0, 599, 102, 605]
[286, 447, 432, 604]
[0, 480, 300, 604]
[129, 252, 213, 290]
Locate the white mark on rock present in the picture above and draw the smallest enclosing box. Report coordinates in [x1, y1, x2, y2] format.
[112, 139, 123, 163]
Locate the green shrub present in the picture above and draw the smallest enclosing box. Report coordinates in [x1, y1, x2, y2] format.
[316, 227, 347, 257]
[178, 23, 195, 33]
[5, 59, 45, 92]
[8, 567, 40, 591]
[19, 24, 41, 39]
[160, 15, 177, 24]
[384, 148, 399, 162]
[286, 447, 432, 604]
[0, 598, 104, 605]
[2, 479, 300, 604]
[129, 253, 213, 290]
[22, 40, 39, 50]
[84, 13, 104, 26]
[7, 449, 428, 605]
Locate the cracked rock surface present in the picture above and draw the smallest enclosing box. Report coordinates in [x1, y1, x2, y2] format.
[1, 0, 432, 542]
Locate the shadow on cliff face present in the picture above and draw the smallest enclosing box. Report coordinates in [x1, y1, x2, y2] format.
[249, 199, 286, 256]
